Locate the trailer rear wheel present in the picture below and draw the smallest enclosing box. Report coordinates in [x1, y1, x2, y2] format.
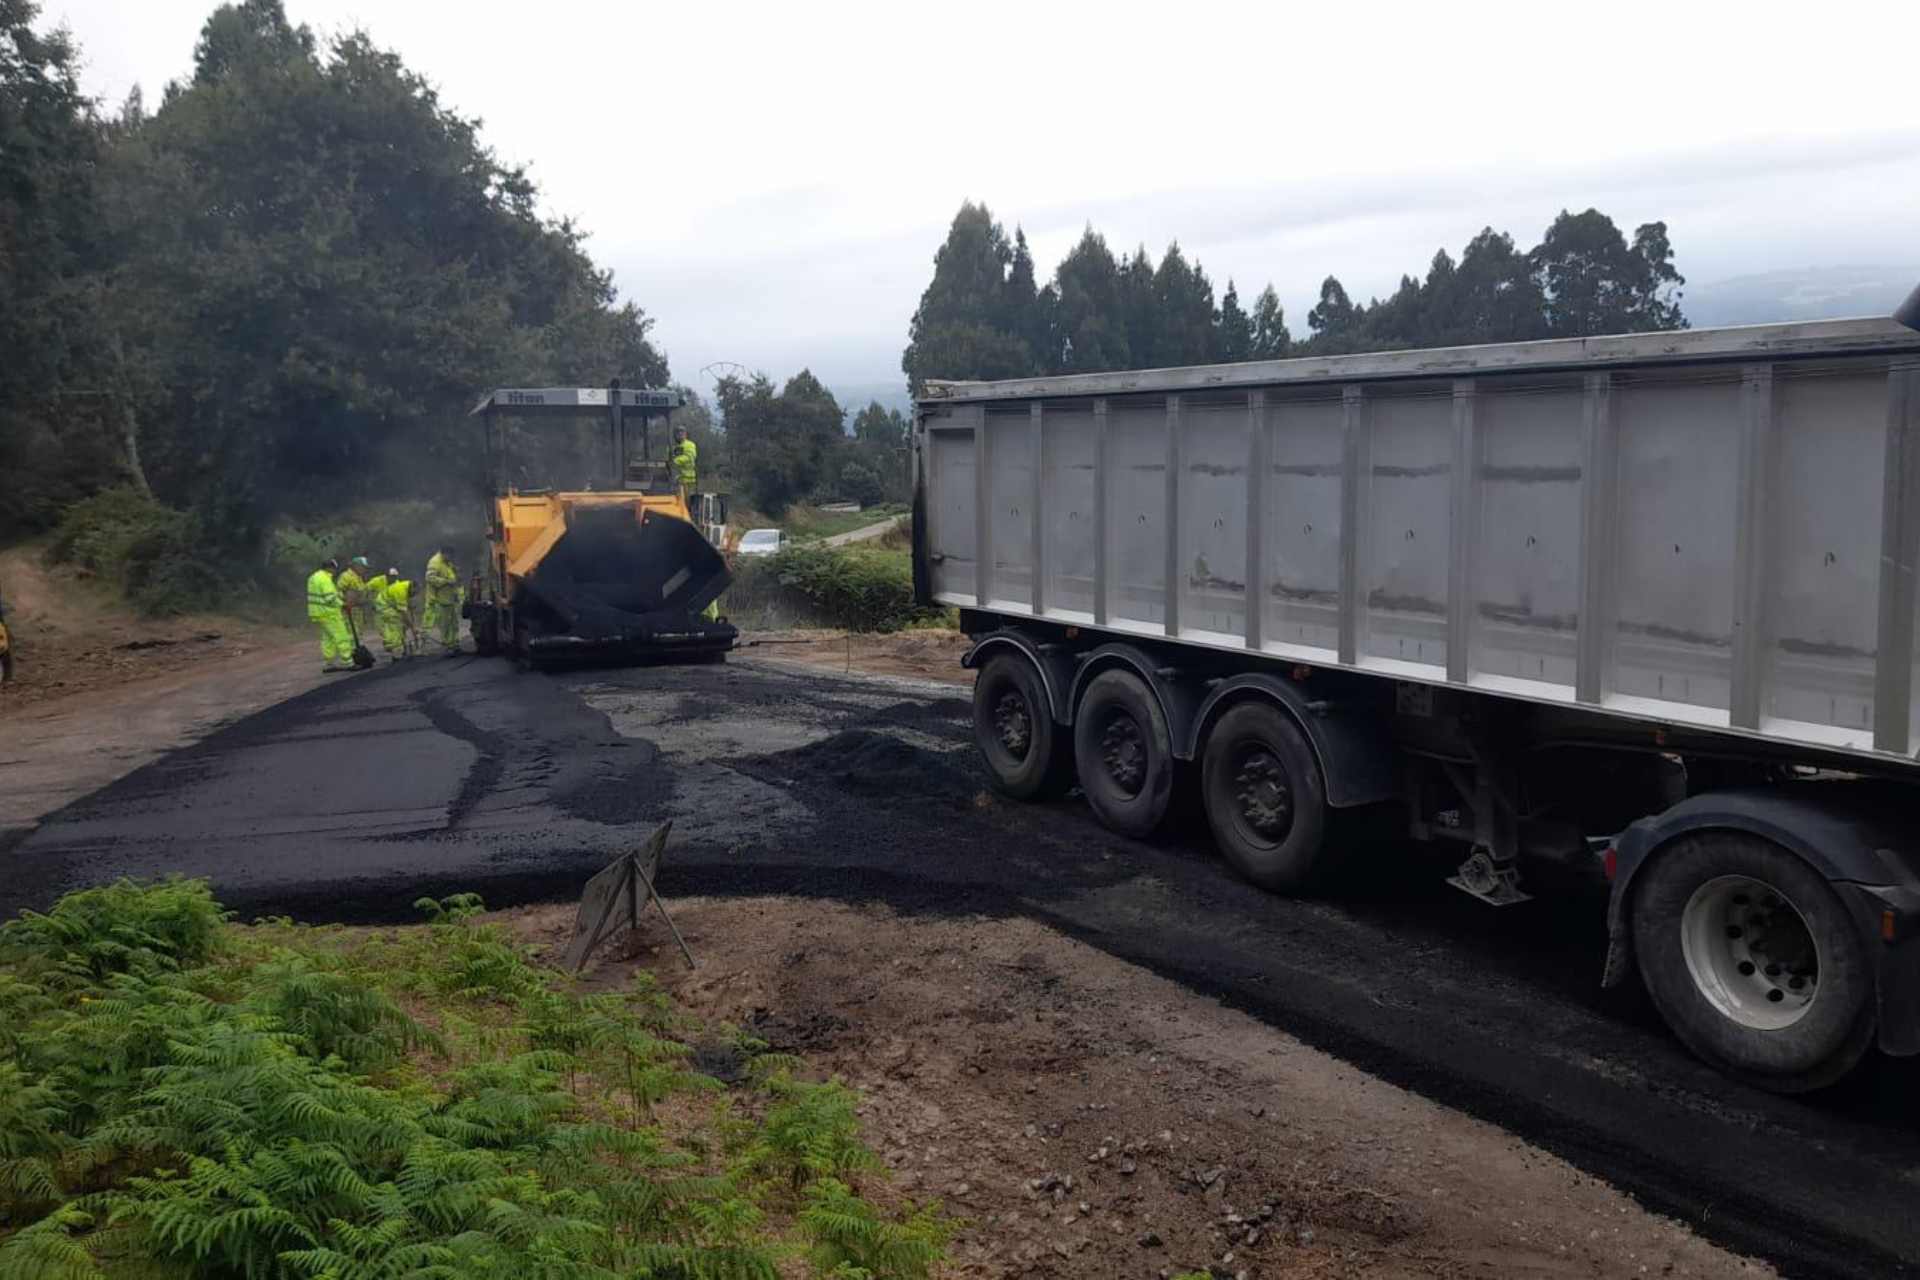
[972, 653, 1069, 799]
[1200, 701, 1329, 891]
[1072, 669, 1174, 837]
[1632, 832, 1874, 1092]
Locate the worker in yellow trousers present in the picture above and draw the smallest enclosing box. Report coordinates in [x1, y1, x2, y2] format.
[375, 569, 413, 659]
[306, 559, 354, 672]
[669, 425, 697, 499]
[337, 557, 374, 637]
[424, 546, 461, 655]
[364, 564, 389, 627]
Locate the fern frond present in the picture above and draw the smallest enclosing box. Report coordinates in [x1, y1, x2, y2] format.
[0, 1205, 104, 1280]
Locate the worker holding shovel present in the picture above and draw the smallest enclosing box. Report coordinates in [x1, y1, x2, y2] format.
[306, 559, 357, 673]
[375, 567, 410, 660]
[424, 545, 461, 655]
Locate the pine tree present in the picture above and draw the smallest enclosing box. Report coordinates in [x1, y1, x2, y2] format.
[1306, 276, 1360, 349]
[901, 202, 1037, 393]
[1047, 227, 1130, 373]
[1249, 285, 1292, 360]
[1152, 243, 1217, 366]
[1216, 280, 1253, 363]
[1119, 245, 1161, 369]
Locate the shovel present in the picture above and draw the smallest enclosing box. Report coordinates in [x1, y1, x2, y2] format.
[341, 603, 376, 670]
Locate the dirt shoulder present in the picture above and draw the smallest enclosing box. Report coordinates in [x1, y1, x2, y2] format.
[741, 627, 970, 684]
[0, 544, 306, 708]
[512, 896, 1765, 1280]
[0, 544, 323, 833]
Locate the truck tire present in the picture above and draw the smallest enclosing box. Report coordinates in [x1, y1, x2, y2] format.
[1200, 701, 1329, 891]
[1631, 831, 1875, 1092]
[973, 653, 1069, 799]
[1072, 669, 1174, 837]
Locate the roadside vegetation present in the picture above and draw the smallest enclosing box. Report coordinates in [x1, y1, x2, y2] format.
[726, 543, 946, 635]
[784, 504, 907, 543]
[41, 490, 476, 623]
[0, 880, 950, 1279]
[738, 503, 908, 544]
[45, 488, 215, 619]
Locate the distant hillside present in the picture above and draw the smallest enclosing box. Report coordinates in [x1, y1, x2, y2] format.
[830, 381, 914, 424]
[1683, 266, 1918, 329]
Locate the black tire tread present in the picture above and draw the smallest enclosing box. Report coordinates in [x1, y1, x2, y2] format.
[972, 652, 1070, 800]
[1630, 831, 1875, 1093]
[1071, 668, 1175, 837]
[1200, 700, 1330, 892]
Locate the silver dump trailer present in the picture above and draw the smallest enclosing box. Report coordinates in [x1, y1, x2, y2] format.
[916, 294, 1920, 1091]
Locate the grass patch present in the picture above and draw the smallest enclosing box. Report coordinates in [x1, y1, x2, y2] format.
[0, 880, 949, 1279]
[778, 504, 908, 542]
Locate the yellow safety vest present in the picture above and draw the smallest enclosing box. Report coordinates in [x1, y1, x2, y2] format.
[425, 554, 458, 603]
[669, 438, 697, 488]
[306, 569, 342, 620]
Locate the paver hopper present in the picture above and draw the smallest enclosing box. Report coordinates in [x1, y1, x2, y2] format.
[463, 383, 736, 669]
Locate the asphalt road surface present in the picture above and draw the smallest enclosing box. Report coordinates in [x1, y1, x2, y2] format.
[9, 654, 1920, 1277]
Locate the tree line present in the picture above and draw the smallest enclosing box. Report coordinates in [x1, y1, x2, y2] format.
[2, 0, 912, 560]
[902, 202, 1687, 392]
[0, 0, 664, 546]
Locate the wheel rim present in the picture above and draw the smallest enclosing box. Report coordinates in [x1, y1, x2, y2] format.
[1230, 746, 1294, 844]
[1098, 712, 1147, 796]
[1679, 874, 1820, 1030]
[991, 689, 1033, 762]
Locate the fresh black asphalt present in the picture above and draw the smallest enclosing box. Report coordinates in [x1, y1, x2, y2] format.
[7, 654, 1918, 1276]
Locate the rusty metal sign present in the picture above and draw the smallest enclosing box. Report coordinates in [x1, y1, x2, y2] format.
[561, 820, 694, 971]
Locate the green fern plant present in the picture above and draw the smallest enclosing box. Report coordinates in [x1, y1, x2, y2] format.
[409, 896, 544, 1002]
[799, 1178, 950, 1280]
[628, 1188, 782, 1280]
[0, 877, 226, 988]
[433, 1053, 579, 1150]
[242, 954, 437, 1072]
[0, 880, 944, 1280]
[0, 1205, 106, 1280]
[739, 1075, 881, 1195]
[0, 1062, 70, 1216]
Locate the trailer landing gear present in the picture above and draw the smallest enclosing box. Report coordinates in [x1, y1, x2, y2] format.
[1449, 848, 1531, 907]
[1439, 739, 1532, 907]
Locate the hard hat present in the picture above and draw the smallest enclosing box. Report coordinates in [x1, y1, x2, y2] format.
[352, 556, 370, 568]
[387, 567, 400, 578]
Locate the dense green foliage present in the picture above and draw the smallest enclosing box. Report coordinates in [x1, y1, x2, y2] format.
[726, 545, 938, 634]
[46, 487, 219, 617]
[0, 0, 134, 535]
[716, 373, 845, 517]
[0, 881, 948, 1279]
[1, 0, 666, 548]
[903, 201, 1688, 390]
[704, 374, 910, 518]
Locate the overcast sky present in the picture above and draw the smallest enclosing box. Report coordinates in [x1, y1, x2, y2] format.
[47, 0, 1920, 391]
